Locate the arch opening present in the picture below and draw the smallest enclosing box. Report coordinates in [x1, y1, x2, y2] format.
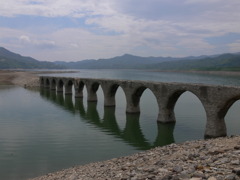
[139, 88, 159, 146]
[218, 96, 240, 120]
[167, 90, 186, 111]
[173, 91, 207, 142]
[221, 97, 240, 136]
[96, 85, 104, 120]
[114, 86, 127, 131]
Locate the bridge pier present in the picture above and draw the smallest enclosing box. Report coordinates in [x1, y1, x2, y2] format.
[75, 81, 84, 98]
[101, 83, 119, 107]
[65, 85, 72, 95]
[204, 102, 227, 138]
[57, 79, 64, 93]
[122, 85, 141, 114]
[85, 82, 99, 102]
[204, 116, 227, 138]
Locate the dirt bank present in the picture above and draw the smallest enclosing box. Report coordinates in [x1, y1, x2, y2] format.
[0, 70, 39, 87]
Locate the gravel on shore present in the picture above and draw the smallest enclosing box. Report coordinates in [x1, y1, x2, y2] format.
[30, 136, 240, 180]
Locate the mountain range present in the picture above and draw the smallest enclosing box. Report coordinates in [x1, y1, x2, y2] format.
[0, 47, 62, 69]
[0, 47, 240, 71]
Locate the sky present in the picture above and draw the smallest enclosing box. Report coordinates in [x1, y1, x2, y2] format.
[0, 0, 240, 62]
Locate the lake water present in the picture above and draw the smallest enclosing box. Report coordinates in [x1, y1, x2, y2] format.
[1, 69, 240, 180]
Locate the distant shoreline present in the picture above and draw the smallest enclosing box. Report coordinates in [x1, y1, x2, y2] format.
[0, 70, 78, 87]
[148, 69, 240, 76]
[1, 69, 240, 87]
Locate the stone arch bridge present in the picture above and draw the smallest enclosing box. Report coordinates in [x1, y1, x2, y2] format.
[40, 76, 240, 139]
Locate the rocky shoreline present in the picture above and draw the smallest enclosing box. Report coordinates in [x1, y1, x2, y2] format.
[30, 136, 240, 180]
[1, 70, 240, 180]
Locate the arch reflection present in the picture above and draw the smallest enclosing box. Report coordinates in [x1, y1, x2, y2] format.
[39, 89, 175, 150]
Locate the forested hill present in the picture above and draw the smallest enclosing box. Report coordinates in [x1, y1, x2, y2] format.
[147, 53, 240, 71]
[1, 47, 240, 71]
[0, 47, 62, 69]
[55, 53, 240, 71]
[54, 54, 183, 69]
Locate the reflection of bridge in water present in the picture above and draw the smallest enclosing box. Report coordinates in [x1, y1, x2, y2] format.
[40, 89, 175, 150]
[40, 76, 240, 138]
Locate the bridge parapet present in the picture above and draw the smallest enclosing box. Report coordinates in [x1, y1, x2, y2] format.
[40, 76, 240, 138]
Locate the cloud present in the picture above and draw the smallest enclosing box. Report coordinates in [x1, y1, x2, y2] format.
[19, 35, 31, 43]
[184, 0, 222, 4]
[0, 0, 115, 17]
[0, 0, 240, 61]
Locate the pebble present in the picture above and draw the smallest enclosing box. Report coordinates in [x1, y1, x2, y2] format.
[29, 135, 240, 180]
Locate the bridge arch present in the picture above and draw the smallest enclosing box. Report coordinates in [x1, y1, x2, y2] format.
[165, 89, 207, 123]
[218, 95, 240, 122]
[125, 85, 159, 114]
[224, 98, 240, 136]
